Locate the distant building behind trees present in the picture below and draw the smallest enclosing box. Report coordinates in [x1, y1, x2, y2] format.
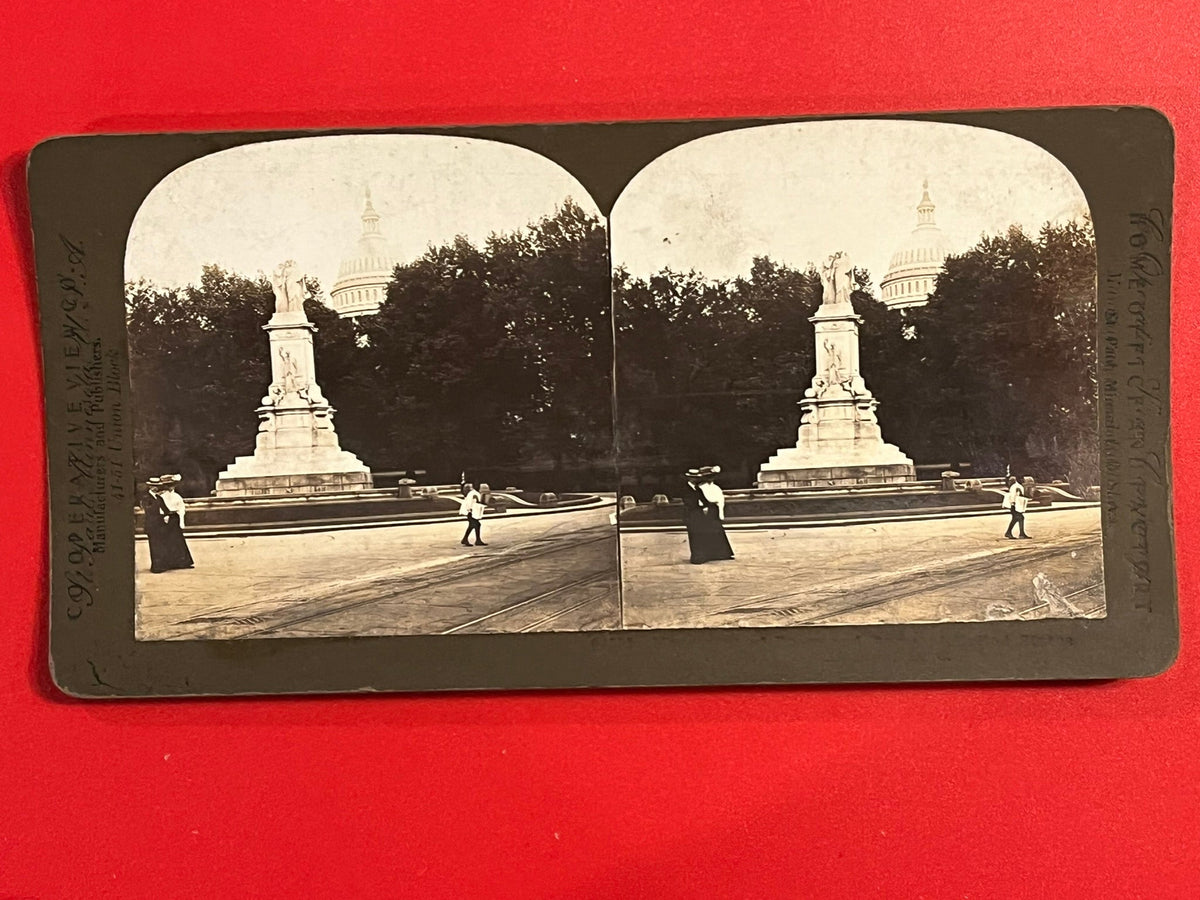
[329, 188, 398, 319]
[879, 181, 954, 310]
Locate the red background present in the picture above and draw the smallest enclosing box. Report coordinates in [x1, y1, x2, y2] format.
[2, 2, 1197, 897]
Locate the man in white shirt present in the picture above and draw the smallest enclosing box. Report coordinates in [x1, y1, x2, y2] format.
[459, 483, 487, 547]
[1002, 476, 1031, 540]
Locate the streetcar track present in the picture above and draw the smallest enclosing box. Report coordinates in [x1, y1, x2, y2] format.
[439, 571, 613, 635]
[519, 594, 610, 633]
[1015, 582, 1106, 619]
[176, 531, 616, 639]
[719, 538, 1094, 615]
[715, 537, 1103, 626]
[793, 557, 1103, 626]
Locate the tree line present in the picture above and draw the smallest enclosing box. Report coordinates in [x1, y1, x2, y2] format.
[127, 199, 612, 494]
[127, 201, 1097, 497]
[616, 219, 1098, 493]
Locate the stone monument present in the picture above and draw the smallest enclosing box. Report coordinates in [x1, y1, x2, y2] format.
[757, 251, 915, 487]
[214, 261, 373, 496]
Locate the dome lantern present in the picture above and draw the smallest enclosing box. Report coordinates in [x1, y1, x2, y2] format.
[916, 178, 936, 226]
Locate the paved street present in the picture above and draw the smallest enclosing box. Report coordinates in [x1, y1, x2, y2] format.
[620, 506, 1105, 628]
[138, 503, 1104, 640]
[136, 505, 620, 640]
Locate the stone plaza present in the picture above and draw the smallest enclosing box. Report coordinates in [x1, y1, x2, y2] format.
[136, 504, 620, 640]
[620, 506, 1104, 629]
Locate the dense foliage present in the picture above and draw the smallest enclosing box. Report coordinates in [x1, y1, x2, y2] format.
[336, 198, 612, 486]
[127, 204, 1097, 496]
[127, 200, 611, 493]
[616, 220, 1099, 491]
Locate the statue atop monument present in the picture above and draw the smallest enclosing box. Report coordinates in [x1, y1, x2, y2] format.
[819, 251, 856, 308]
[270, 259, 306, 314]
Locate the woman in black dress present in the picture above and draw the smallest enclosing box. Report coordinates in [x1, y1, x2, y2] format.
[680, 468, 706, 564]
[694, 466, 735, 563]
[142, 477, 169, 573]
[682, 466, 735, 564]
[151, 475, 194, 572]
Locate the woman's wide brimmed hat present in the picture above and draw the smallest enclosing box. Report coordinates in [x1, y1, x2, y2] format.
[159, 474, 182, 485]
[698, 465, 721, 477]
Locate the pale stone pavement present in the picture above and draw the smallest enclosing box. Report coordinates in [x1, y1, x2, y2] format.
[138, 504, 1104, 640]
[620, 507, 1105, 629]
[136, 505, 620, 640]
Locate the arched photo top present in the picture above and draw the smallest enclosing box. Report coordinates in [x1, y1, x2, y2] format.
[125, 133, 604, 301]
[610, 119, 1092, 287]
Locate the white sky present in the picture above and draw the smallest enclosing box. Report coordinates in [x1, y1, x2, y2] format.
[611, 119, 1090, 288]
[125, 134, 602, 296]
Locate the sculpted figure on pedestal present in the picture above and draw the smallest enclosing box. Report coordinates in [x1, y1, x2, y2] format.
[823, 339, 846, 386]
[278, 348, 302, 395]
[819, 251, 856, 308]
[270, 260, 306, 314]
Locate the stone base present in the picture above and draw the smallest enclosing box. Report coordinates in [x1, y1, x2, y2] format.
[756, 462, 916, 488]
[214, 470, 373, 497]
[215, 443, 373, 497]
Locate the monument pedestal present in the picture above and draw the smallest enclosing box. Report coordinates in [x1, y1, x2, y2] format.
[758, 280, 914, 488]
[215, 303, 372, 497]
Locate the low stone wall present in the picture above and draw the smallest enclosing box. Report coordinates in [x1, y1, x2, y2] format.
[136, 493, 461, 530]
[620, 486, 1019, 523]
[135, 489, 604, 532]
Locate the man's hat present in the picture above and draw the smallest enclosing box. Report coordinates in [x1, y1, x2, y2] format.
[685, 468, 702, 478]
[146, 476, 163, 487]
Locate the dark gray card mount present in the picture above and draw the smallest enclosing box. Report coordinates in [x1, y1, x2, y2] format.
[30, 108, 1177, 697]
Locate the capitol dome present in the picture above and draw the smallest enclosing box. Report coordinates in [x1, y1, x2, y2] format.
[330, 188, 398, 318]
[879, 181, 953, 310]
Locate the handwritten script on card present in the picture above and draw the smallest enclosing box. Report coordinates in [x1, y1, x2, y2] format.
[57, 235, 126, 621]
[1101, 210, 1168, 612]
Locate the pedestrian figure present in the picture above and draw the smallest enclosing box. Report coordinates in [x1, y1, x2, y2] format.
[142, 477, 169, 573]
[1002, 475, 1031, 539]
[680, 468, 706, 564]
[459, 482, 487, 547]
[152, 474, 194, 571]
[682, 465, 735, 565]
[695, 465, 735, 562]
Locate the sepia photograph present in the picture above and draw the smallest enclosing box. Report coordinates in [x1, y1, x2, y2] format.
[612, 119, 1104, 628]
[125, 134, 619, 640]
[126, 122, 1106, 643]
